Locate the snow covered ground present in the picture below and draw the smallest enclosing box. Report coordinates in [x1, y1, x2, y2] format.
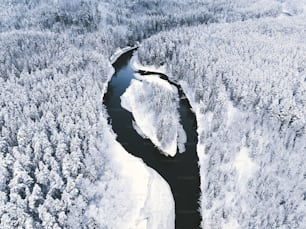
[87, 124, 175, 229]
[121, 73, 186, 157]
[109, 46, 138, 65]
[281, 0, 306, 16]
[131, 55, 167, 75]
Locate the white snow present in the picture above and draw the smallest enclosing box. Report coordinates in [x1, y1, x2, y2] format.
[121, 76, 186, 157]
[101, 64, 115, 100]
[138, 168, 175, 229]
[135, 73, 174, 91]
[234, 147, 259, 191]
[222, 219, 241, 229]
[110, 46, 138, 64]
[281, 0, 306, 16]
[131, 54, 167, 74]
[87, 124, 175, 229]
[132, 120, 148, 139]
[87, 50, 175, 229]
[226, 101, 238, 127]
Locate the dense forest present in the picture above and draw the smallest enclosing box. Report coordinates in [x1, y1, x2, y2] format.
[136, 11, 306, 229]
[1, 0, 305, 228]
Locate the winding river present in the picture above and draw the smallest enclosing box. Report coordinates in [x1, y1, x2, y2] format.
[103, 50, 201, 229]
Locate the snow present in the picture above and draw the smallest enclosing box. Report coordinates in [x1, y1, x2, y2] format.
[135, 73, 174, 91]
[234, 147, 259, 192]
[111, 134, 175, 229]
[87, 124, 175, 229]
[101, 64, 115, 100]
[226, 101, 238, 127]
[110, 46, 138, 64]
[132, 120, 148, 139]
[89, 48, 176, 229]
[129, 64, 201, 157]
[139, 168, 175, 229]
[222, 219, 240, 229]
[131, 54, 167, 74]
[87, 46, 176, 229]
[121, 76, 186, 157]
[135, 15, 306, 227]
[281, 0, 306, 16]
[4, 0, 306, 228]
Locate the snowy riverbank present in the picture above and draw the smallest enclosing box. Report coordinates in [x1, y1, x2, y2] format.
[87, 123, 175, 228]
[131, 55, 166, 74]
[110, 46, 138, 65]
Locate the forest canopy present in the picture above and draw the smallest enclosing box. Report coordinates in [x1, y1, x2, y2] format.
[1, 0, 305, 228]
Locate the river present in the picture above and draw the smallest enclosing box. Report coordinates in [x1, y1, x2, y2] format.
[103, 49, 201, 229]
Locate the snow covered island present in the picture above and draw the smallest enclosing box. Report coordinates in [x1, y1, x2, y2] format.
[121, 74, 186, 157]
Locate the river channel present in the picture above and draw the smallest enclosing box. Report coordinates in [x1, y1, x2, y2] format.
[103, 49, 201, 229]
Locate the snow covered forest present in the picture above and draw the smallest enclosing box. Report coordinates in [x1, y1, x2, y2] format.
[121, 74, 186, 157]
[1, 0, 306, 228]
[136, 3, 306, 229]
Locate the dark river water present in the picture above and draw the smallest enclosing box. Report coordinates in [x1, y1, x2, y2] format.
[103, 50, 201, 229]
